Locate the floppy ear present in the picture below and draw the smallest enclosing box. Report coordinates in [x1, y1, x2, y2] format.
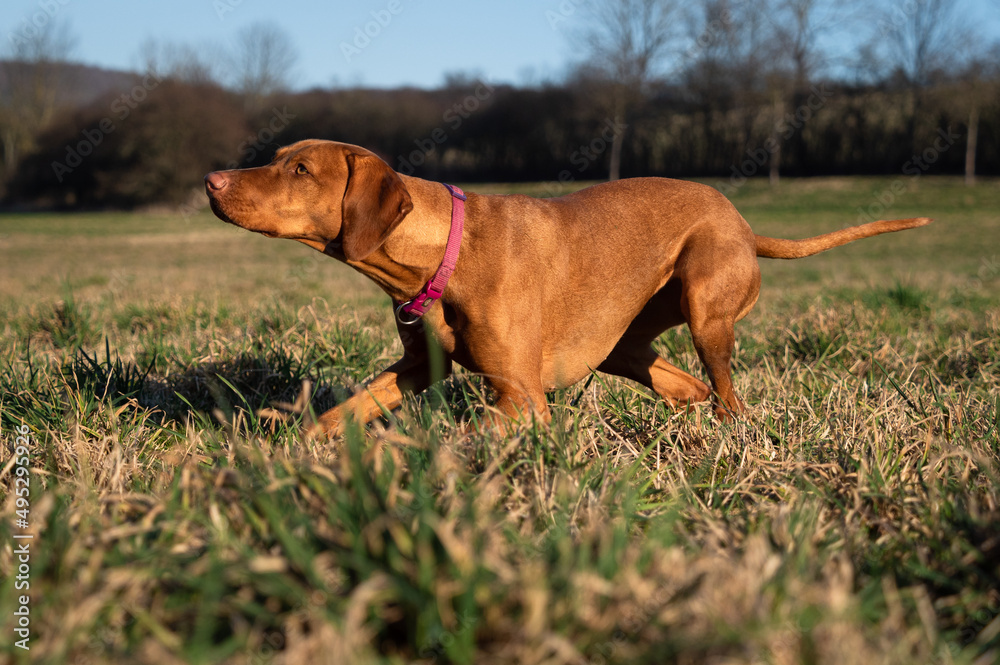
[341, 152, 413, 261]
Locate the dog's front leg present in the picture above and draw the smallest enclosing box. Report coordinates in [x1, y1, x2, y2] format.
[467, 338, 550, 432]
[489, 385, 551, 429]
[306, 352, 451, 439]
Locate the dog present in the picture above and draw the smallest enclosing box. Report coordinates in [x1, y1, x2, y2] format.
[204, 139, 931, 437]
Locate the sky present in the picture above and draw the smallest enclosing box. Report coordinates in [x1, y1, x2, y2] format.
[3, 0, 1000, 90]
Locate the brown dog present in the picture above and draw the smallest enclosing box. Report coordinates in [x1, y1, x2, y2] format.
[204, 139, 931, 436]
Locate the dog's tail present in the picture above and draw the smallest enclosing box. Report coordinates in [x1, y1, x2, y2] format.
[755, 217, 933, 259]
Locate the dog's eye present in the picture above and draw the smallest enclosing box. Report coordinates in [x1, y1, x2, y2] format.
[295, 164, 309, 175]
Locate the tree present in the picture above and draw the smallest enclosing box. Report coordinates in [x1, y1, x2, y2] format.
[228, 23, 298, 111]
[11, 80, 250, 207]
[682, 0, 780, 181]
[875, 0, 969, 155]
[948, 46, 999, 186]
[881, 0, 963, 87]
[765, 0, 856, 183]
[576, 0, 683, 180]
[0, 18, 75, 174]
[135, 37, 220, 85]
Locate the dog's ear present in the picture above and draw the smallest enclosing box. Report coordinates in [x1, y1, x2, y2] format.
[341, 152, 413, 262]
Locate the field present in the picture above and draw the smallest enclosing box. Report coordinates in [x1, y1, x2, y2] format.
[1, 176, 999, 664]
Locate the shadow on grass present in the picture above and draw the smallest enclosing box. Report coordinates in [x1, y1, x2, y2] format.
[143, 355, 483, 433]
[1, 342, 345, 434]
[143, 352, 334, 423]
[1, 339, 486, 437]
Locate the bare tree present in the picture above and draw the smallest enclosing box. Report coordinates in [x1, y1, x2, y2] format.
[136, 38, 220, 85]
[228, 23, 298, 110]
[0, 18, 75, 173]
[577, 0, 683, 180]
[683, 0, 780, 180]
[765, 0, 857, 184]
[882, 0, 963, 87]
[948, 45, 998, 186]
[875, 0, 975, 158]
[726, 0, 782, 182]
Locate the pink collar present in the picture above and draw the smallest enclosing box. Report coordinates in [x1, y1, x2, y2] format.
[395, 183, 466, 324]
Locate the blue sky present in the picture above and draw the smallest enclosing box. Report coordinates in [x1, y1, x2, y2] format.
[4, 0, 1000, 89]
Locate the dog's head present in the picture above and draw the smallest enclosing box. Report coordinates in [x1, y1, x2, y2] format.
[204, 140, 413, 262]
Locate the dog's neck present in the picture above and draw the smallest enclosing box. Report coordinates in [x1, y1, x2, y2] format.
[354, 177, 463, 304]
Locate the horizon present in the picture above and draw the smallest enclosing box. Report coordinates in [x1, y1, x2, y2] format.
[4, 0, 1000, 91]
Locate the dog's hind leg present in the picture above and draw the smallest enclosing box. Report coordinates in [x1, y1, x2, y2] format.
[677, 238, 760, 420]
[598, 345, 711, 409]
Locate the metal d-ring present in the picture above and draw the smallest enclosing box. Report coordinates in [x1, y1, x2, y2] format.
[395, 301, 422, 326]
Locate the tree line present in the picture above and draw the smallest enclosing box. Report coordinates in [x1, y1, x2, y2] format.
[1, 0, 997, 209]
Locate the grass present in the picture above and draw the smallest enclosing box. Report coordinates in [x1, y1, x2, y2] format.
[1, 176, 999, 664]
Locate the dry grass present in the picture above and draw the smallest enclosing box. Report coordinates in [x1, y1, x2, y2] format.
[1, 177, 999, 664]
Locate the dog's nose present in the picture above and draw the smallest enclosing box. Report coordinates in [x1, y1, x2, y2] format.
[205, 172, 228, 191]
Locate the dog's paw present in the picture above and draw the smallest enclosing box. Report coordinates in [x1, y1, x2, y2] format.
[712, 396, 746, 423]
[304, 409, 347, 442]
[257, 407, 292, 424]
